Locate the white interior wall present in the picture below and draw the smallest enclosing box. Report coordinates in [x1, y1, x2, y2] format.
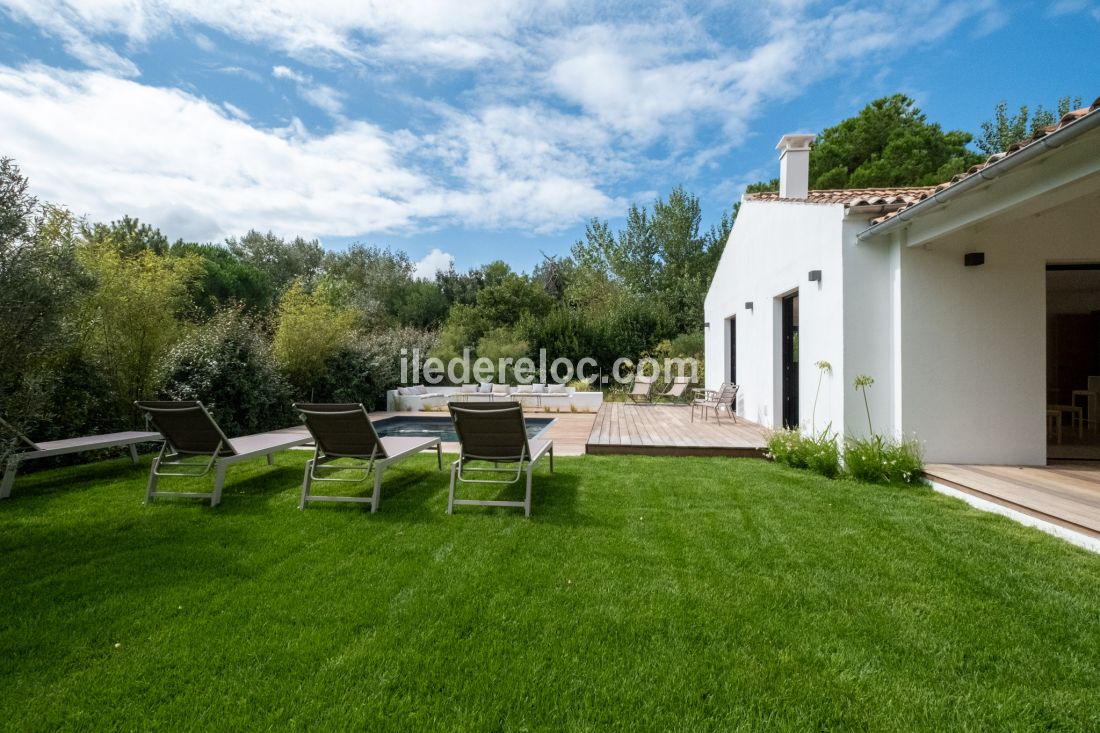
[704, 200, 846, 431]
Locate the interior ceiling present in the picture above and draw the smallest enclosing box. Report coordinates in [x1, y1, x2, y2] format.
[1047, 268, 1100, 294]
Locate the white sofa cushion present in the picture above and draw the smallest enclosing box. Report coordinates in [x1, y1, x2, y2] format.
[460, 384, 478, 394]
[531, 383, 546, 394]
[478, 382, 494, 393]
[547, 383, 567, 394]
[492, 383, 511, 395]
[515, 384, 532, 393]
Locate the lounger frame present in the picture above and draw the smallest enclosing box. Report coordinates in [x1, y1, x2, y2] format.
[296, 403, 442, 512]
[447, 402, 554, 517]
[136, 401, 311, 506]
[0, 416, 162, 499]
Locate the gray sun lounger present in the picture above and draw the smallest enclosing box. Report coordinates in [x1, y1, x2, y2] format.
[135, 400, 312, 506]
[0, 416, 163, 499]
[448, 402, 553, 517]
[294, 403, 442, 512]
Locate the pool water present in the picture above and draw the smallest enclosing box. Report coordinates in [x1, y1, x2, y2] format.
[374, 416, 553, 443]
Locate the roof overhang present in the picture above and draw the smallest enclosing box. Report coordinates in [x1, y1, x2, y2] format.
[857, 108, 1100, 248]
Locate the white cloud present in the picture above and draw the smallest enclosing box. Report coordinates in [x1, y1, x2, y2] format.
[272, 65, 344, 116]
[0, 65, 617, 241]
[412, 248, 454, 280]
[0, 0, 555, 69]
[193, 32, 216, 52]
[0, 1, 1019, 244]
[221, 101, 250, 120]
[299, 84, 345, 117]
[271, 65, 305, 83]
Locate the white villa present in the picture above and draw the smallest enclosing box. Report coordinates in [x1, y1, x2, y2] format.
[704, 97, 1100, 465]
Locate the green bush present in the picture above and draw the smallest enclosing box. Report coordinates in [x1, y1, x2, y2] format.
[305, 327, 437, 411]
[767, 428, 842, 479]
[159, 308, 293, 435]
[843, 435, 924, 485]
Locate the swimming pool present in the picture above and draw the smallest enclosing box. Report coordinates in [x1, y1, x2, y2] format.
[373, 415, 553, 443]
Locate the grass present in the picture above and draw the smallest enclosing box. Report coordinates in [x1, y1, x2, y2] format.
[2, 452, 1100, 731]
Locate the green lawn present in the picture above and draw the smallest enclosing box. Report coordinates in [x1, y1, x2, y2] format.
[2, 452, 1100, 731]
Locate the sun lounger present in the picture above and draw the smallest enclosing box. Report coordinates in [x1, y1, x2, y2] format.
[658, 376, 693, 402]
[134, 400, 311, 506]
[0, 416, 163, 499]
[294, 403, 441, 512]
[447, 402, 553, 517]
[628, 375, 654, 404]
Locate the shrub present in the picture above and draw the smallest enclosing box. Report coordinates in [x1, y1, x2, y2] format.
[767, 428, 842, 479]
[159, 308, 293, 435]
[75, 241, 204, 417]
[843, 435, 924, 485]
[272, 281, 358, 389]
[304, 327, 437, 411]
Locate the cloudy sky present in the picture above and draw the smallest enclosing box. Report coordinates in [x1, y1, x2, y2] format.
[0, 1, 1096, 276]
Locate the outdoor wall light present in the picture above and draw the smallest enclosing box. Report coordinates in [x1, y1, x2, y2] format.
[964, 252, 985, 267]
[745, 301, 753, 311]
[704, 322, 710, 329]
[808, 269, 822, 282]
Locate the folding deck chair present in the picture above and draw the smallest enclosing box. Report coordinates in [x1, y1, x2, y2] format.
[627, 375, 654, 404]
[294, 403, 442, 512]
[134, 401, 312, 506]
[657, 376, 693, 402]
[0, 416, 163, 499]
[447, 402, 553, 517]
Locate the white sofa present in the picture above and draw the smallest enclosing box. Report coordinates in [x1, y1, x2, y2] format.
[385, 383, 603, 412]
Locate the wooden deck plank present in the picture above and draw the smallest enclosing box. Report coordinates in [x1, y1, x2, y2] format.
[585, 403, 768, 458]
[925, 462, 1100, 536]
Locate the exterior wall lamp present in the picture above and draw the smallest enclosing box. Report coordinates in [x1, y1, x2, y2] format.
[808, 269, 822, 283]
[745, 301, 753, 311]
[964, 252, 985, 267]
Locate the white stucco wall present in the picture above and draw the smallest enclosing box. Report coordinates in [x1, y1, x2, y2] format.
[892, 192, 1098, 465]
[897, 242, 1046, 464]
[704, 200, 848, 433]
[841, 217, 898, 440]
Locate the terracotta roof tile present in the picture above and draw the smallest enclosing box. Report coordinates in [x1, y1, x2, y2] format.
[746, 187, 936, 207]
[868, 95, 1100, 225]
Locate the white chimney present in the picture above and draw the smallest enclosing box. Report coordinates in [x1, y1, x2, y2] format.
[776, 133, 814, 199]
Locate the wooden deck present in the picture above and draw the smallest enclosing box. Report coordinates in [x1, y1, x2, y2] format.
[586, 403, 768, 457]
[925, 463, 1100, 539]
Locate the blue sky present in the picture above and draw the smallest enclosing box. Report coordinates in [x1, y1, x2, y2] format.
[0, 1, 1097, 277]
